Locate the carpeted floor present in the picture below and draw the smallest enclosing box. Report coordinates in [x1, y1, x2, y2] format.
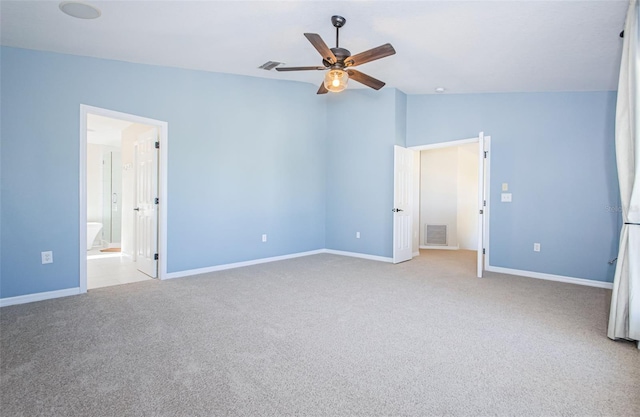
[1, 250, 638, 416]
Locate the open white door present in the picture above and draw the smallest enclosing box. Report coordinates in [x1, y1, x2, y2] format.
[393, 145, 414, 263]
[135, 128, 159, 278]
[477, 132, 486, 278]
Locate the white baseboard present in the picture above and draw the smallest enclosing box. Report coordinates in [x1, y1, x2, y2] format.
[164, 249, 326, 280]
[0, 287, 81, 307]
[413, 251, 420, 257]
[420, 245, 459, 250]
[323, 249, 393, 263]
[1, 249, 392, 306]
[166, 249, 393, 281]
[485, 265, 614, 289]
[4, 254, 611, 308]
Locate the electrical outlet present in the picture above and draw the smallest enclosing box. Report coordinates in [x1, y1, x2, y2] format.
[262, 234, 267, 242]
[41, 251, 53, 264]
[356, 232, 360, 239]
[533, 243, 541, 252]
[501, 193, 512, 202]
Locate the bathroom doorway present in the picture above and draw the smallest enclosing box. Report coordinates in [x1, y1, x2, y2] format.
[79, 105, 168, 292]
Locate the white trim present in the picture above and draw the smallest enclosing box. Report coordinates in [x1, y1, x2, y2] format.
[483, 137, 492, 269]
[79, 110, 88, 292]
[324, 249, 393, 263]
[2, 250, 614, 307]
[79, 105, 169, 293]
[420, 245, 459, 250]
[164, 250, 326, 280]
[485, 265, 614, 289]
[409, 137, 478, 152]
[0, 288, 81, 307]
[413, 251, 420, 257]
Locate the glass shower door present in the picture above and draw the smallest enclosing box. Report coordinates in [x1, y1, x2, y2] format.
[101, 150, 122, 246]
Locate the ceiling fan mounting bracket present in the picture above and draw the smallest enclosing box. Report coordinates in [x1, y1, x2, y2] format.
[331, 15, 346, 28]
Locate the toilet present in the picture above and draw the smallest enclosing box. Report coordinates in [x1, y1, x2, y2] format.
[87, 222, 103, 250]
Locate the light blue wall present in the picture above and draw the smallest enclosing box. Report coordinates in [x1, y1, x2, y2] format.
[0, 46, 621, 300]
[395, 89, 407, 146]
[325, 88, 403, 257]
[407, 92, 620, 282]
[0, 47, 327, 298]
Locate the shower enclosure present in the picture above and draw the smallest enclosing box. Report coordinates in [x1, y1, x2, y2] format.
[102, 150, 122, 247]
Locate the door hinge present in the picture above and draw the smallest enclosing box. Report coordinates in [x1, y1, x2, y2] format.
[484, 151, 488, 158]
[155, 141, 159, 149]
[154, 253, 159, 261]
[483, 248, 486, 254]
[155, 197, 159, 205]
[483, 200, 486, 207]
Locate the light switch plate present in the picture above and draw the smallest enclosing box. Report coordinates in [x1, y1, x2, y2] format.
[502, 183, 509, 191]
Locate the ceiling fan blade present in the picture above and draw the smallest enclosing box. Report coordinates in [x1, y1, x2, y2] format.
[317, 82, 328, 94]
[275, 66, 326, 72]
[304, 33, 337, 64]
[344, 43, 396, 67]
[346, 69, 386, 90]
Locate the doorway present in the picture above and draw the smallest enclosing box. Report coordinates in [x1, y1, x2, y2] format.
[79, 105, 168, 293]
[419, 142, 479, 251]
[401, 134, 491, 277]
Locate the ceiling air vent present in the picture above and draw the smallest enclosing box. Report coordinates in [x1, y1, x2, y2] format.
[258, 61, 284, 71]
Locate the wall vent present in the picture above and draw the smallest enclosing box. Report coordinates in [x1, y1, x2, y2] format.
[425, 224, 447, 246]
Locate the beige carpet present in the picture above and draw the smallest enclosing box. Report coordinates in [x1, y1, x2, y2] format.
[1, 250, 638, 416]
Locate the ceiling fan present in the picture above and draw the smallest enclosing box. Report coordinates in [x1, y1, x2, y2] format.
[275, 15, 396, 94]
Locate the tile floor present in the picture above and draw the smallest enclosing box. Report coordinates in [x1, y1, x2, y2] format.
[87, 249, 153, 289]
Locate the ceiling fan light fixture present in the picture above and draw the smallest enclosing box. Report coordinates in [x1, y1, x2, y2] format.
[324, 69, 349, 93]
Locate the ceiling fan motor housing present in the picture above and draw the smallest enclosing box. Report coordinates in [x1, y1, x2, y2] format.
[323, 47, 351, 68]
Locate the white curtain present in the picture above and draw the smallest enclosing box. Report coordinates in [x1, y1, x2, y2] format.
[608, 0, 640, 346]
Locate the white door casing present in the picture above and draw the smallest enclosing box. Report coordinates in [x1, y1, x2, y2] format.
[393, 145, 414, 263]
[477, 132, 485, 278]
[135, 128, 159, 278]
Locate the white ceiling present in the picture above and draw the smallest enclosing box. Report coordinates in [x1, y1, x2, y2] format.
[87, 113, 132, 147]
[0, 0, 628, 95]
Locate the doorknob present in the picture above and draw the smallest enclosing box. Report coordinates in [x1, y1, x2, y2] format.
[133, 207, 140, 211]
[392, 208, 404, 212]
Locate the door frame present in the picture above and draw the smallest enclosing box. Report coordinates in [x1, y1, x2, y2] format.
[79, 104, 168, 292]
[409, 134, 492, 275]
